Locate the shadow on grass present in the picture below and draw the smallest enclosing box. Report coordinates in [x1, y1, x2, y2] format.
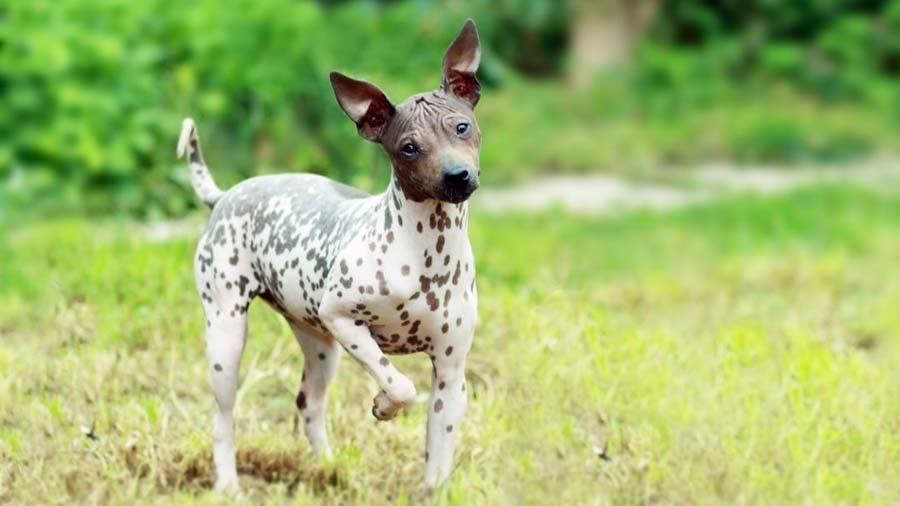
[124, 444, 344, 495]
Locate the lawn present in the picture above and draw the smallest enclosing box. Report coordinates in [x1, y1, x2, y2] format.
[2, 183, 900, 504]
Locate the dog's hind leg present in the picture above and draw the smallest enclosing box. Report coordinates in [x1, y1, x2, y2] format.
[203, 310, 248, 493]
[290, 323, 340, 457]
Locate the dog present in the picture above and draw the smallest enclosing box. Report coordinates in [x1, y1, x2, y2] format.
[176, 19, 482, 492]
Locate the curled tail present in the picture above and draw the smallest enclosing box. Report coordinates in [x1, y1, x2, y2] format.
[176, 118, 224, 208]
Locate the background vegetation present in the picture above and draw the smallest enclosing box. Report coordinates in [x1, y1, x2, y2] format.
[4, 0, 900, 218]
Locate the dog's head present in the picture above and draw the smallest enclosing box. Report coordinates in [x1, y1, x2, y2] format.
[330, 20, 482, 204]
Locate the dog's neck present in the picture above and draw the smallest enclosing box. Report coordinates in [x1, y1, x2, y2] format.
[382, 175, 469, 250]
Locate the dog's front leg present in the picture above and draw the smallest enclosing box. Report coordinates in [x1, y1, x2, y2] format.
[424, 349, 469, 489]
[320, 311, 417, 419]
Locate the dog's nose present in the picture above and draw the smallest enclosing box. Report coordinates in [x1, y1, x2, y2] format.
[442, 166, 471, 186]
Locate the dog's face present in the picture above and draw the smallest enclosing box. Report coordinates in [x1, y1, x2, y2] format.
[331, 20, 482, 203]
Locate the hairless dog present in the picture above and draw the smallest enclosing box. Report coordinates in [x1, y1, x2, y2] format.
[177, 19, 483, 493]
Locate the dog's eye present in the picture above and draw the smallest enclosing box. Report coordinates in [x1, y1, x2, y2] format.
[400, 143, 419, 158]
[455, 122, 471, 137]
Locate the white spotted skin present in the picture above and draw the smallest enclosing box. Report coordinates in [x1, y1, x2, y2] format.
[195, 173, 477, 492]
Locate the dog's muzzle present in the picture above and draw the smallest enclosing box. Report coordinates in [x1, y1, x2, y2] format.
[437, 166, 479, 203]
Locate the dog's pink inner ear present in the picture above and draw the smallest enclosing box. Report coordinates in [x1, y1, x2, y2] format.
[443, 69, 481, 107]
[330, 72, 396, 142]
[357, 97, 395, 142]
[442, 20, 481, 107]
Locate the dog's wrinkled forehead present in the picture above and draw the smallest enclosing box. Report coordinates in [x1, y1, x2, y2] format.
[382, 91, 475, 146]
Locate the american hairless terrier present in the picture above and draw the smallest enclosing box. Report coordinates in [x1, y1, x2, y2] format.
[176, 20, 482, 492]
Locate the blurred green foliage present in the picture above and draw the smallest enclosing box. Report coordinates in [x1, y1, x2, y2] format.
[3, 0, 900, 218]
[2, 0, 481, 217]
[648, 0, 900, 102]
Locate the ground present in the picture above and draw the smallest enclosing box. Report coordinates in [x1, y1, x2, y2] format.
[2, 182, 900, 504]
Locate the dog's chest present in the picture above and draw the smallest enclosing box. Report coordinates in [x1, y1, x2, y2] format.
[330, 214, 477, 355]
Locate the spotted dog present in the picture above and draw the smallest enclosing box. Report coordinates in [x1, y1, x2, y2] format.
[177, 20, 483, 492]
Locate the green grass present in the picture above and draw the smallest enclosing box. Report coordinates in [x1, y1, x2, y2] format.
[2, 184, 900, 504]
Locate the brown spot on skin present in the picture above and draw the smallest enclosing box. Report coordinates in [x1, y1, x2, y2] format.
[445, 346, 454, 356]
[417, 222, 423, 233]
[439, 381, 445, 390]
[426, 291, 440, 311]
[425, 256, 433, 268]
[441, 323, 449, 333]
[436, 235, 445, 253]
[387, 376, 393, 384]
[400, 310, 409, 320]
[456, 317, 462, 327]
[446, 425, 453, 433]
[213, 363, 223, 372]
[380, 357, 389, 366]
[434, 398, 444, 413]
[444, 255, 450, 266]
[386, 231, 394, 243]
[318, 353, 326, 360]
[296, 391, 307, 410]
[401, 265, 410, 276]
[434, 270, 451, 288]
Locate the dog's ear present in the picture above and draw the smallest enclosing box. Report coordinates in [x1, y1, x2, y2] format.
[330, 72, 396, 143]
[442, 19, 481, 107]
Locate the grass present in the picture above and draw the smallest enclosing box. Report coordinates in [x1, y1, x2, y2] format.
[2, 183, 900, 504]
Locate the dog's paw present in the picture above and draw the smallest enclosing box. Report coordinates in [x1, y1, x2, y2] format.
[371, 374, 417, 421]
[372, 390, 400, 421]
[213, 476, 240, 495]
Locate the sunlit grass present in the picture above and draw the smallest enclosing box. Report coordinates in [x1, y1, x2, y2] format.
[1, 184, 899, 504]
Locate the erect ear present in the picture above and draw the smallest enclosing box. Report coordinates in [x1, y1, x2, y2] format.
[330, 71, 396, 143]
[442, 19, 481, 107]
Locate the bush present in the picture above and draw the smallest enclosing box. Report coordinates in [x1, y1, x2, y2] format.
[1, 0, 492, 218]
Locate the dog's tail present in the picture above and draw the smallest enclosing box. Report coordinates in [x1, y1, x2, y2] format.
[176, 118, 224, 209]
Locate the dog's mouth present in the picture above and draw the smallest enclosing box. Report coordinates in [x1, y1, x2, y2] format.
[435, 181, 479, 204]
